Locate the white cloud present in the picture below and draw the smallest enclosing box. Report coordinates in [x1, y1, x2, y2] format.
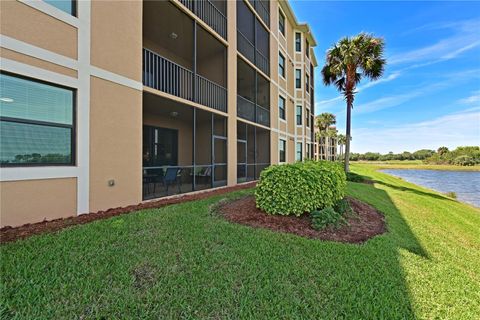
[315, 72, 402, 111]
[391, 19, 480, 66]
[353, 69, 480, 114]
[389, 36, 480, 65]
[402, 19, 480, 36]
[350, 108, 480, 153]
[459, 90, 480, 105]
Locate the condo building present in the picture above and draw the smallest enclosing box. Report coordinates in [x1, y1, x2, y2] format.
[0, 0, 317, 227]
[313, 125, 338, 161]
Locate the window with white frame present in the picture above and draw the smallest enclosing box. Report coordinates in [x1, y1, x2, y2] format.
[278, 95, 286, 120]
[295, 32, 301, 52]
[296, 105, 302, 125]
[279, 139, 286, 162]
[296, 142, 302, 161]
[295, 69, 301, 88]
[44, 0, 76, 16]
[0, 72, 75, 167]
[279, 9, 285, 36]
[278, 53, 286, 78]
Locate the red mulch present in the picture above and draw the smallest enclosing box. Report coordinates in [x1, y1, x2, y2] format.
[0, 182, 257, 244]
[217, 196, 386, 244]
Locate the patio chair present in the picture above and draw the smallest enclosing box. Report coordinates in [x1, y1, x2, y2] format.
[145, 168, 164, 196]
[164, 167, 182, 194]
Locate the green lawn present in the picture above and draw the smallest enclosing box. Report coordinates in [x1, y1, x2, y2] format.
[1, 164, 479, 319]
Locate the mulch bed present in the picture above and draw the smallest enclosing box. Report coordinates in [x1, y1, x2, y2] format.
[217, 196, 386, 244]
[0, 182, 257, 244]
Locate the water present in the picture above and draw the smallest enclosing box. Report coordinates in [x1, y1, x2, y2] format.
[380, 169, 480, 208]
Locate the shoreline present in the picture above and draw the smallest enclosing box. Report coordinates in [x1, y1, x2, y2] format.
[352, 161, 480, 172]
[376, 167, 480, 209]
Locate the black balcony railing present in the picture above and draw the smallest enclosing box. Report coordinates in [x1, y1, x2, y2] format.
[254, 0, 270, 26]
[196, 74, 227, 112]
[237, 30, 270, 75]
[237, 95, 255, 122]
[143, 48, 193, 101]
[237, 31, 255, 64]
[237, 95, 270, 126]
[143, 48, 227, 112]
[179, 0, 227, 40]
[247, 0, 270, 26]
[256, 104, 270, 126]
[255, 50, 270, 76]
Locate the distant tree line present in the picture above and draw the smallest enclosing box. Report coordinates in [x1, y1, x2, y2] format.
[347, 146, 480, 166]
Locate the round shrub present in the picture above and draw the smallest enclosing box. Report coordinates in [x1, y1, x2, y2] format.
[453, 155, 476, 166]
[255, 161, 346, 216]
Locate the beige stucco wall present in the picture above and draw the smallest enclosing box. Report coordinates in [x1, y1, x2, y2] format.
[0, 0, 77, 59]
[91, 0, 142, 82]
[89, 77, 142, 212]
[0, 178, 77, 228]
[226, 0, 238, 185]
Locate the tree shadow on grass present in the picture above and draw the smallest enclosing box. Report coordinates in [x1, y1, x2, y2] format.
[272, 181, 430, 319]
[372, 179, 453, 202]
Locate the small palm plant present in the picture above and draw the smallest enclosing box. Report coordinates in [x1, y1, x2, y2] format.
[322, 33, 386, 171]
[337, 134, 347, 159]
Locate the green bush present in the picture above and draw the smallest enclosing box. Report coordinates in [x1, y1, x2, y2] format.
[334, 198, 353, 216]
[445, 191, 457, 199]
[453, 155, 476, 166]
[255, 161, 346, 216]
[311, 207, 347, 230]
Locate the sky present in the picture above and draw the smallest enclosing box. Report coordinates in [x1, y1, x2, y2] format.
[290, 0, 480, 153]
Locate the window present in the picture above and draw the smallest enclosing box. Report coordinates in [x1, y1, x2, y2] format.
[278, 96, 286, 120]
[296, 142, 302, 161]
[0, 73, 75, 166]
[306, 74, 310, 93]
[306, 109, 310, 127]
[296, 105, 302, 125]
[279, 9, 285, 36]
[279, 139, 286, 162]
[306, 40, 310, 57]
[295, 69, 301, 88]
[295, 32, 301, 52]
[278, 53, 285, 78]
[44, 0, 76, 16]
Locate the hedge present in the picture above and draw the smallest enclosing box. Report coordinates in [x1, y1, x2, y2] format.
[255, 161, 346, 216]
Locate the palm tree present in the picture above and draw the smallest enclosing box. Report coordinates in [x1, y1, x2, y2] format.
[337, 134, 346, 158]
[321, 33, 386, 171]
[437, 146, 449, 156]
[315, 113, 336, 160]
[315, 113, 336, 132]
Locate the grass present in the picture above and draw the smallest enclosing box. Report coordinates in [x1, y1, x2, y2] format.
[1, 164, 480, 319]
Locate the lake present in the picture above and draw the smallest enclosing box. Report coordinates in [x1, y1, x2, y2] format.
[381, 169, 480, 208]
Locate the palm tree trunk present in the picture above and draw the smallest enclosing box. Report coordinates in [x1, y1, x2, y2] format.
[345, 103, 352, 172]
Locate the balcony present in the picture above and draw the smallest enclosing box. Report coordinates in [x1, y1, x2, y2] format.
[179, 0, 227, 40]
[237, 0, 270, 76]
[237, 95, 270, 127]
[237, 31, 270, 76]
[248, 0, 270, 26]
[143, 48, 227, 113]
